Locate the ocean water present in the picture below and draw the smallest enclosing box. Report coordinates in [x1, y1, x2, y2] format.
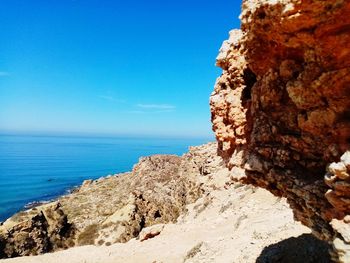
[0, 134, 211, 222]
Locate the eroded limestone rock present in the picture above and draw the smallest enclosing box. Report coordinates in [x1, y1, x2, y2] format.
[0, 202, 75, 258]
[210, 0, 350, 261]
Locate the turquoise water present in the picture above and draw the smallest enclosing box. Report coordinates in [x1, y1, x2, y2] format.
[0, 134, 210, 221]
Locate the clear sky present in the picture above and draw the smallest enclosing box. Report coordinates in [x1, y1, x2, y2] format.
[0, 0, 241, 138]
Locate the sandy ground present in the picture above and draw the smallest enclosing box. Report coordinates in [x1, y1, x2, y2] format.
[2, 184, 326, 263]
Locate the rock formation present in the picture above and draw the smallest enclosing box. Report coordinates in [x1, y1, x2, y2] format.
[210, 0, 350, 261]
[0, 143, 332, 263]
[0, 143, 224, 258]
[0, 203, 74, 258]
[1, 0, 349, 261]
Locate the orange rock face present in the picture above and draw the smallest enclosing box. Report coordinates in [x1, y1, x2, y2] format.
[210, 0, 350, 261]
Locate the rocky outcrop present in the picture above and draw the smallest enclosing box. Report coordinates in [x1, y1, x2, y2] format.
[210, 0, 350, 261]
[0, 143, 225, 258]
[327, 152, 350, 261]
[0, 203, 74, 258]
[1, 169, 332, 263]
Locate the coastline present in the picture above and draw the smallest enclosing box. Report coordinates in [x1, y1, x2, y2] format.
[0, 143, 219, 257]
[23, 184, 82, 210]
[1, 181, 90, 224]
[0, 172, 129, 226]
[0, 134, 208, 224]
[0, 143, 331, 262]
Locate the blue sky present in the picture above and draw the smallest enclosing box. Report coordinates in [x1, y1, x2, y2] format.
[0, 0, 241, 138]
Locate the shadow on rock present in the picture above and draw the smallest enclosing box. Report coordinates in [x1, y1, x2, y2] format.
[256, 234, 332, 263]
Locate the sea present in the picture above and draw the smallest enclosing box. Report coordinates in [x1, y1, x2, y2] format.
[0, 134, 211, 222]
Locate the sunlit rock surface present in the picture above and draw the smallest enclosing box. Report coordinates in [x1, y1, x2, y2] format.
[210, 0, 350, 261]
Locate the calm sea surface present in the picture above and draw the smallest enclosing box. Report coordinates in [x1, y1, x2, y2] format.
[0, 134, 211, 221]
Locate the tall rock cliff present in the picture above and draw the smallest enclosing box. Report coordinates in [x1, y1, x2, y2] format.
[210, 0, 350, 261]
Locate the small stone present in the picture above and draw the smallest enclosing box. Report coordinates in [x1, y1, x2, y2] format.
[331, 219, 350, 243]
[139, 224, 165, 242]
[341, 151, 350, 169]
[329, 162, 348, 179]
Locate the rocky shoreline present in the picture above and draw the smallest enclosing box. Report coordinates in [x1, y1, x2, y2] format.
[0, 143, 332, 262]
[0, 143, 220, 258]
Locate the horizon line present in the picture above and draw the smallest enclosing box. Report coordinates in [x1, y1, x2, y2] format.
[0, 129, 215, 140]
